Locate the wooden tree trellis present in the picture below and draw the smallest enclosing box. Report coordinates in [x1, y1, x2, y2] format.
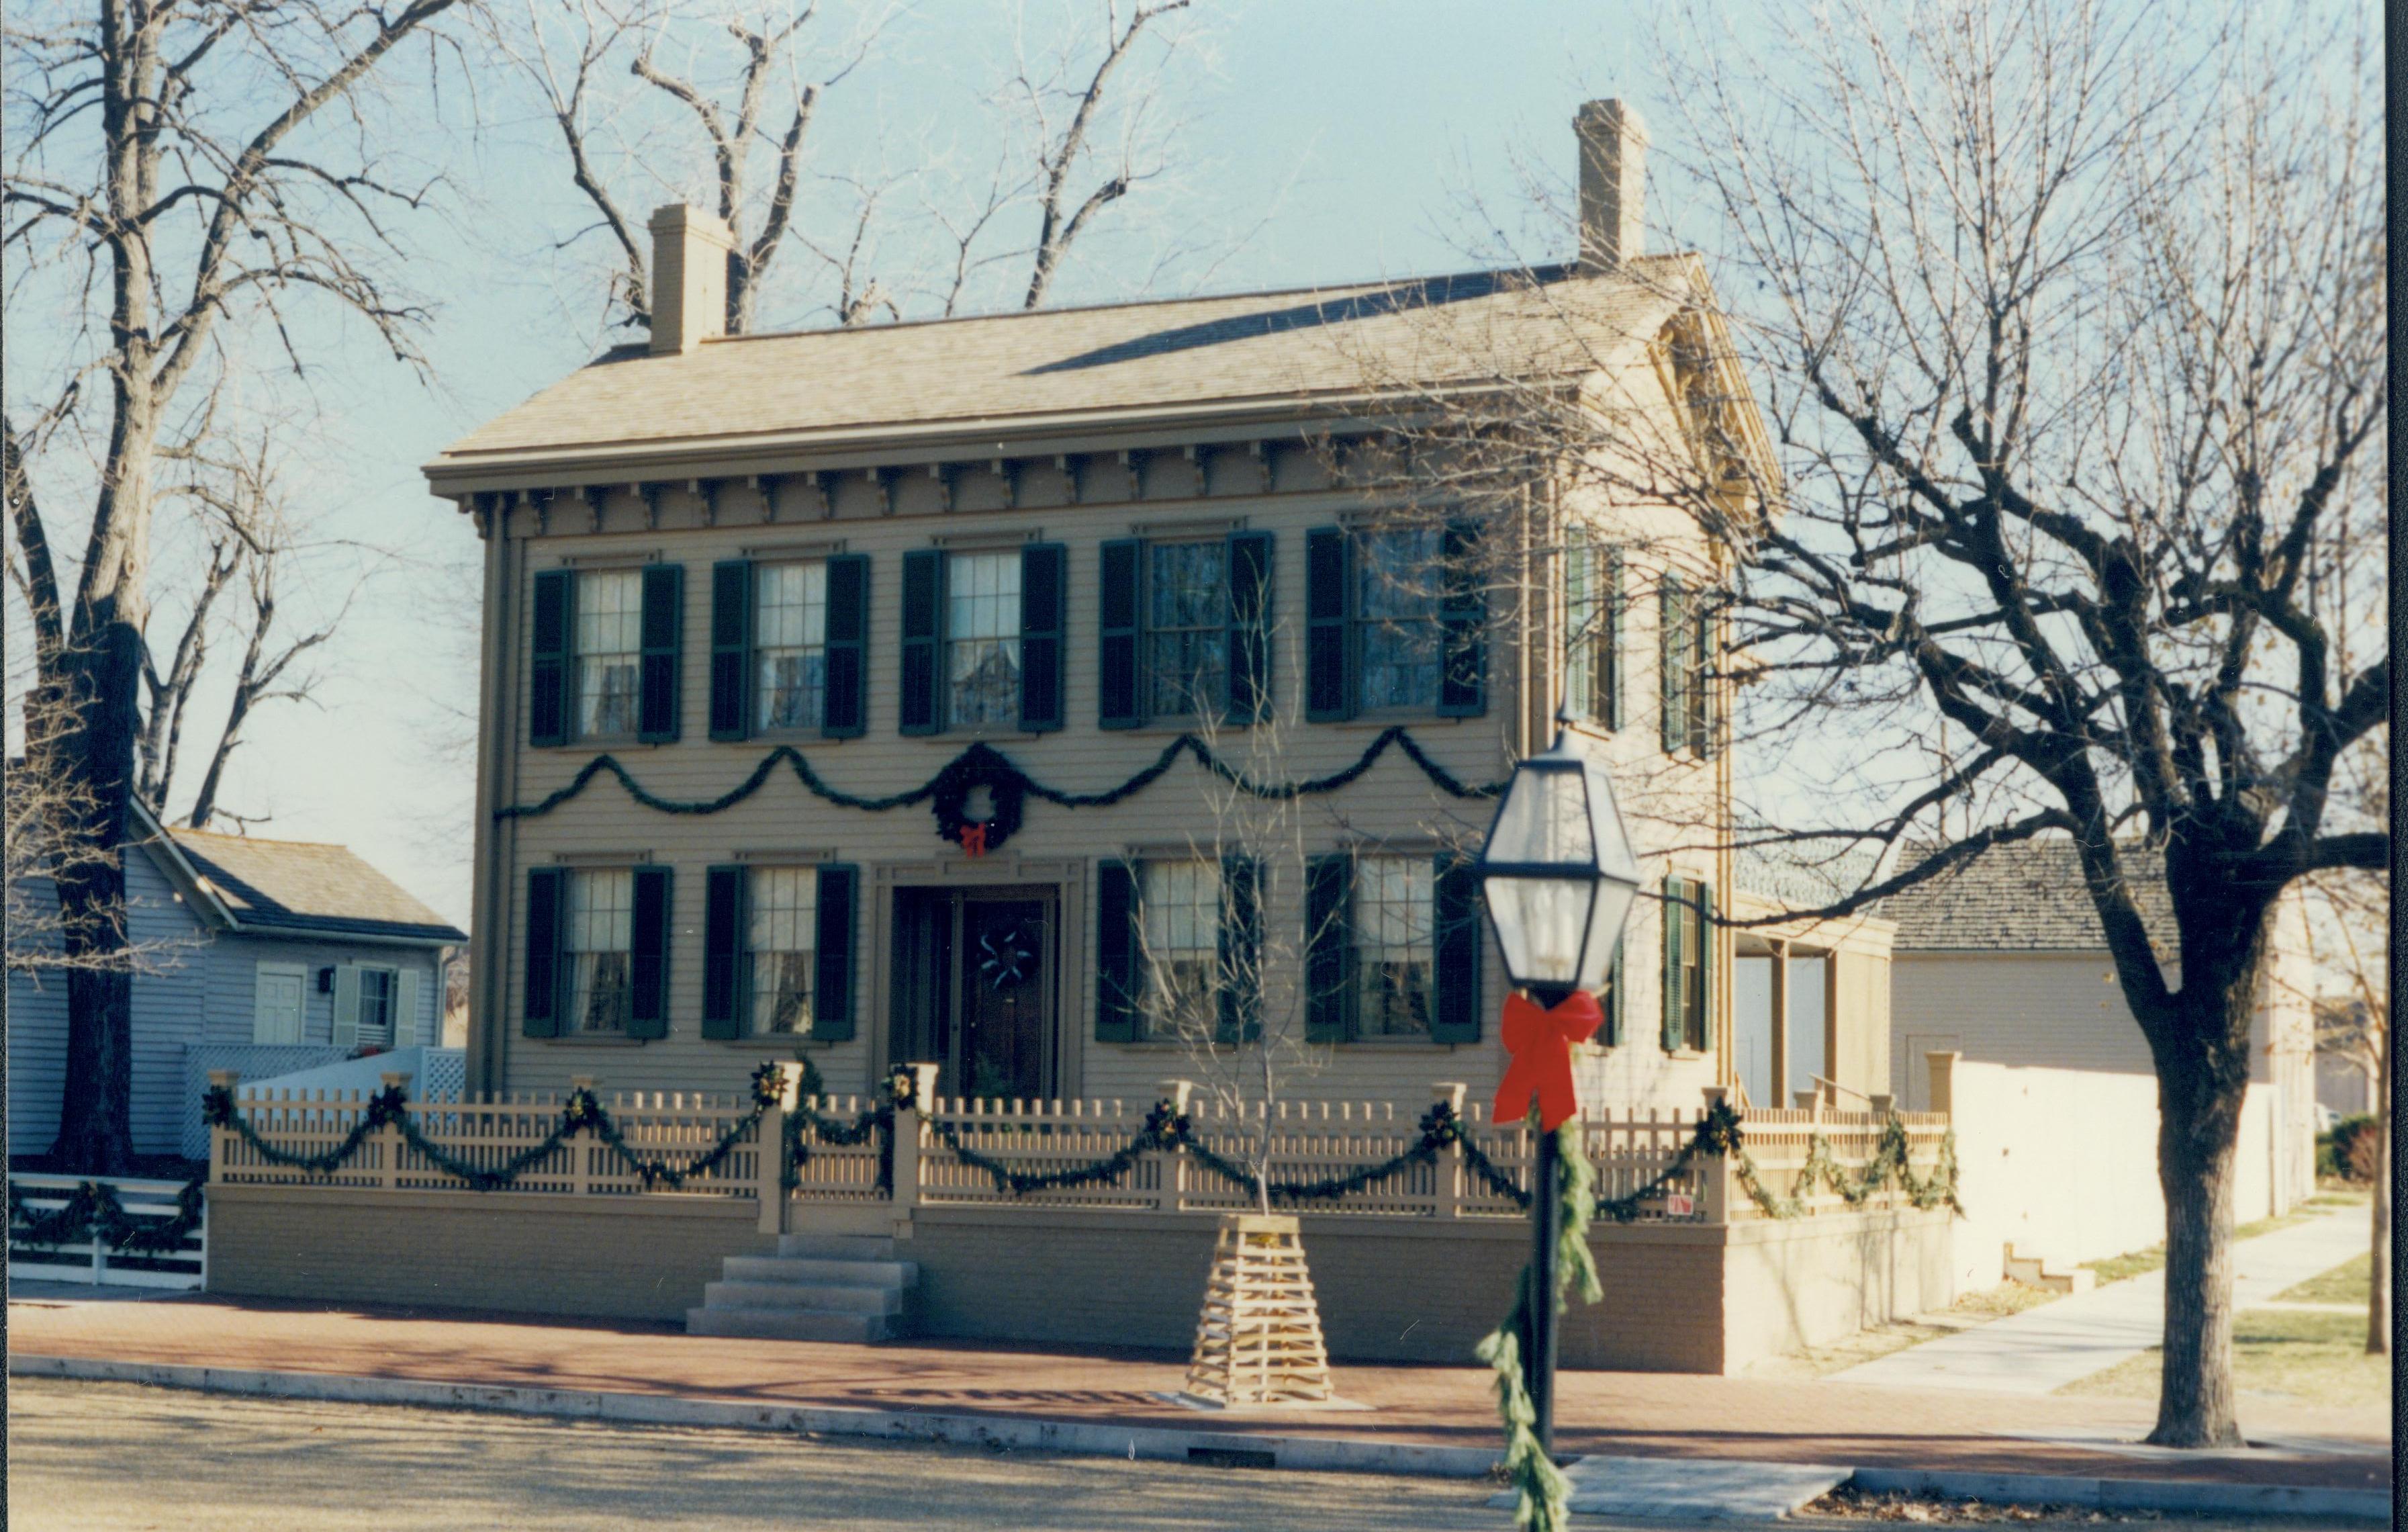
[1183, 1214, 1334, 1406]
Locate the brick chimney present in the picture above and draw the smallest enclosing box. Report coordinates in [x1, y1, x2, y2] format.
[647, 204, 738, 355]
[1575, 99, 1648, 273]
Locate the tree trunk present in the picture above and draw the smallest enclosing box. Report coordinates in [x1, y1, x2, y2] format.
[2370, 1036, 2391, 1355]
[2147, 1036, 2248, 1447]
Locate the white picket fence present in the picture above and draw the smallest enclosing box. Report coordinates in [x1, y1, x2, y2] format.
[7, 1173, 206, 1290]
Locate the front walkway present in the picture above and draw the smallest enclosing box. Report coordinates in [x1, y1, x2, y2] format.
[1833, 1203, 2371, 1395]
[8, 1287, 2385, 1492]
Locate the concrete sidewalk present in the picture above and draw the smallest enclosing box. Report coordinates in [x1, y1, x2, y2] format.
[1834, 1204, 2371, 1396]
[9, 1286, 2387, 1498]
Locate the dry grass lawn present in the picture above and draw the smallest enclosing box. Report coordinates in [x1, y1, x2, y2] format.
[2080, 1190, 2369, 1288]
[2054, 1306, 2387, 1411]
[2278, 1253, 2370, 1306]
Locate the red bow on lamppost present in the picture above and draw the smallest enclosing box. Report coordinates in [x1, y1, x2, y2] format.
[1492, 989, 1606, 1134]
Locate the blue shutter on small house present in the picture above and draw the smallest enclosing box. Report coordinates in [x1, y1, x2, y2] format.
[822, 554, 870, 738]
[1217, 856, 1262, 1043]
[1430, 852, 1482, 1043]
[1304, 529, 1353, 722]
[708, 559, 751, 741]
[627, 865, 672, 1039]
[812, 864, 858, 1041]
[1097, 539, 1142, 729]
[1019, 542, 1066, 731]
[899, 549, 943, 735]
[1095, 861, 1140, 1042]
[529, 570, 573, 748]
[1303, 854, 1353, 1042]
[637, 564, 683, 743]
[1437, 518, 1486, 717]
[1225, 530, 1272, 723]
[701, 865, 743, 1040]
[523, 866, 565, 1036]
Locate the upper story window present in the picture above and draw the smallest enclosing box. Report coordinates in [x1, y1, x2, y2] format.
[564, 868, 635, 1034]
[947, 551, 1021, 727]
[899, 544, 1064, 735]
[1660, 574, 1714, 757]
[754, 561, 829, 731]
[1305, 522, 1485, 723]
[1564, 531, 1622, 727]
[575, 570, 645, 738]
[1099, 532, 1272, 729]
[530, 565, 682, 748]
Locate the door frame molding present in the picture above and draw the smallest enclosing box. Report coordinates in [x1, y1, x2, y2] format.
[869, 858, 1086, 1100]
[253, 960, 310, 1046]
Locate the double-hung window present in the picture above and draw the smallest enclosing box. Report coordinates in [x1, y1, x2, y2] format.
[574, 571, 644, 738]
[947, 552, 1021, 727]
[1660, 573, 1713, 756]
[1147, 543, 1229, 717]
[328, 962, 420, 1050]
[1093, 856, 1260, 1044]
[1304, 522, 1485, 721]
[753, 562, 829, 731]
[1099, 532, 1272, 728]
[522, 864, 673, 1040]
[698, 863, 859, 1042]
[1564, 531, 1622, 727]
[1660, 874, 1714, 1053]
[1299, 850, 1483, 1044]
[898, 544, 1066, 734]
[356, 967, 398, 1044]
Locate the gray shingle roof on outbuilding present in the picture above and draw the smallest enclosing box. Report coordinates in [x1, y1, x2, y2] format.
[160, 825, 466, 945]
[1884, 840, 2176, 953]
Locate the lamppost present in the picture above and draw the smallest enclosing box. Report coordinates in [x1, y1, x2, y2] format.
[1473, 720, 1641, 1455]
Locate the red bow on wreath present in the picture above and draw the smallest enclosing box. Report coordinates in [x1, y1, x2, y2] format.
[1491, 989, 1604, 1134]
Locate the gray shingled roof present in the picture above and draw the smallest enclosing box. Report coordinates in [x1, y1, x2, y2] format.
[162, 826, 465, 945]
[1884, 840, 2175, 953]
[430, 258, 1693, 467]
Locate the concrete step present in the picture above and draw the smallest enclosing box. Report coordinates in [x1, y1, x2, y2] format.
[685, 1306, 892, 1343]
[778, 1232, 897, 1260]
[721, 1255, 917, 1289]
[2004, 1245, 2097, 1295]
[702, 1279, 902, 1315]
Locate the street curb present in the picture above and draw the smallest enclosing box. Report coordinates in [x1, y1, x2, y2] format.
[14, 1354, 2389, 1520]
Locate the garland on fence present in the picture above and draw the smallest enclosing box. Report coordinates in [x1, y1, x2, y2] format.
[494, 727, 1504, 855]
[7, 1175, 207, 1257]
[199, 1064, 789, 1193]
[783, 1059, 904, 1196]
[1474, 1115, 1603, 1532]
[1725, 1114, 1965, 1219]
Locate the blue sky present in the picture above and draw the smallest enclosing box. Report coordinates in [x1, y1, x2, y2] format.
[21, 1, 1684, 930]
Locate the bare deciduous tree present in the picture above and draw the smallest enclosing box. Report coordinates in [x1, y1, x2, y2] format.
[3, 0, 464, 1172]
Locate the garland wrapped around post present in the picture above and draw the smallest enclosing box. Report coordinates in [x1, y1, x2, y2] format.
[1475, 1115, 1600, 1532]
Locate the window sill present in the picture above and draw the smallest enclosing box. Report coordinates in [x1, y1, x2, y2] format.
[1665, 1048, 1713, 1061]
[749, 729, 846, 745]
[532, 1034, 649, 1046]
[1337, 1036, 1463, 1049]
[1325, 714, 1459, 731]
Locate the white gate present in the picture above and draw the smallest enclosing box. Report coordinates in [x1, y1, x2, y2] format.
[7, 1174, 205, 1290]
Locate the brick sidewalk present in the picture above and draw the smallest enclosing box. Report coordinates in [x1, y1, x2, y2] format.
[9, 1292, 2388, 1492]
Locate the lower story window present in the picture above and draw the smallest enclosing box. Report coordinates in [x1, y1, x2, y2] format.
[566, 868, 634, 1034]
[1139, 860, 1220, 1040]
[1352, 854, 1434, 1036]
[747, 866, 817, 1035]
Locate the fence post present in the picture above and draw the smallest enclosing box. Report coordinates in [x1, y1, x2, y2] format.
[207, 1071, 240, 1185]
[1699, 1086, 1731, 1224]
[568, 1076, 598, 1198]
[1432, 1082, 1467, 1220]
[892, 1063, 940, 1224]
[1156, 1079, 1194, 1214]
[379, 1072, 410, 1191]
[758, 1063, 802, 1236]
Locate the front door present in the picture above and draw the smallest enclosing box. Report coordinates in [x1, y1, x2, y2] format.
[888, 887, 1056, 1101]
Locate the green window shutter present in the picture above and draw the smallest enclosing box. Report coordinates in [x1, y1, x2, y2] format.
[1563, 529, 1593, 721]
[1660, 576, 1687, 754]
[1303, 854, 1354, 1042]
[822, 554, 870, 738]
[899, 549, 943, 735]
[1095, 860, 1140, 1042]
[1098, 539, 1142, 729]
[1430, 852, 1482, 1043]
[523, 867, 565, 1037]
[628, 865, 673, 1039]
[637, 563, 683, 744]
[1602, 934, 1626, 1047]
[1692, 604, 1714, 758]
[813, 863, 858, 1041]
[1661, 875, 1687, 1052]
[1303, 529, 1354, 722]
[1604, 548, 1625, 729]
[330, 964, 362, 1050]
[1437, 518, 1487, 717]
[529, 570, 573, 747]
[1225, 530, 1274, 723]
[708, 559, 751, 741]
[1217, 856, 1262, 1043]
[1692, 879, 1715, 1052]
[702, 865, 743, 1040]
[1019, 542, 1067, 731]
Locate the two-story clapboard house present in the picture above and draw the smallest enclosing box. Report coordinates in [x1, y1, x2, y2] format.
[427, 101, 1894, 1126]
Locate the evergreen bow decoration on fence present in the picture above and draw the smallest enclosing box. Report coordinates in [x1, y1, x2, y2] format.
[7, 1176, 207, 1257]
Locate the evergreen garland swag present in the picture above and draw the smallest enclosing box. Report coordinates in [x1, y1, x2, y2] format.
[496, 727, 1503, 854]
[7, 1176, 206, 1257]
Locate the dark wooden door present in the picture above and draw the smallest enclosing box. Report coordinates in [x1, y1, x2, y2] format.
[958, 897, 1048, 1101]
